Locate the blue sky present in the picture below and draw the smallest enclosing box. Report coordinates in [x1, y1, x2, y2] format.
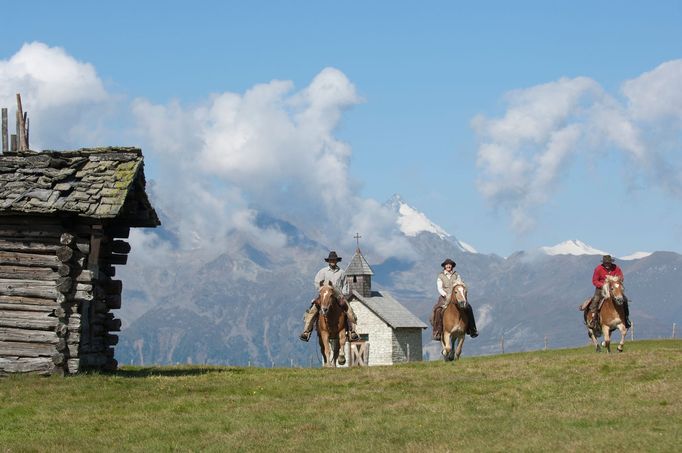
[1, 1, 681, 258]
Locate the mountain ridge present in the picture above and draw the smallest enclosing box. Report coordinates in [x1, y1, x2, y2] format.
[115, 196, 681, 366]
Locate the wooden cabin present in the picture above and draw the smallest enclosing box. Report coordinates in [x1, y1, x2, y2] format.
[346, 247, 427, 366]
[0, 147, 159, 375]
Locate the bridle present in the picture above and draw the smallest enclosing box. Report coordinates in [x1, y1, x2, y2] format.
[602, 276, 625, 306]
[449, 283, 468, 309]
[318, 285, 336, 316]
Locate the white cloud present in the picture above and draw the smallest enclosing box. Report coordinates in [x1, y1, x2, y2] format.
[623, 60, 682, 122]
[130, 66, 409, 261]
[0, 42, 113, 150]
[473, 60, 682, 232]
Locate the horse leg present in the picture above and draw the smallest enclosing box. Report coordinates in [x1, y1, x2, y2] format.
[455, 334, 465, 360]
[442, 330, 452, 361]
[329, 338, 338, 368]
[602, 325, 611, 353]
[337, 330, 347, 366]
[587, 327, 601, 352]
[317, 333, 327, 367]
[617, 323, 627, 353]
[320, 331, 333, 367]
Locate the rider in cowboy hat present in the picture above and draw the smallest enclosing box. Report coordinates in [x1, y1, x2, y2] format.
[580, 254, 631, 329]
[430, 258, 478, 341]
[299, 251, 361, 342]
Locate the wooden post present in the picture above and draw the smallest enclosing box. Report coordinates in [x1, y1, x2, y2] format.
[1, 108, 7, 153]
[24, 115, 29, 150]
[88, 225, 103, 273]
[544, 336, 548, 351]
[630, 320, 635, 341]
[15, 110, 20, 148]
[407, 343, 410, 362]
[11, 134, 17, 151]
[673, 323, 677, 339]
[16, 94, 26, 151]
[500, 335, 505, 354]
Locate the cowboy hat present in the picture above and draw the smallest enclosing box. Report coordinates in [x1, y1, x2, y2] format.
[602, 255, 614, 264]
[324, 251, 342, 262]
[441, 258, 456, 268]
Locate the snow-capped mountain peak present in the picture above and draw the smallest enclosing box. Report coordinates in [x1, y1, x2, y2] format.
[620, 251, 652, 260]
[541, 240, 608, 256]
[459, 241, 478, 253]
[386, 194, 478, 253]
[388, 194, 450, 240]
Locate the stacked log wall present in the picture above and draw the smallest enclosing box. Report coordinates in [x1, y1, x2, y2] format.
[75, 224, 128, 372]
[0, 218, 129, 375]
[0, 217, 86, 375]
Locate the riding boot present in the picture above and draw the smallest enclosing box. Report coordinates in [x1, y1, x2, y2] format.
[346, 304, 360, 341]
[623, 297, 631, 328]
[432, 306, 443, 341]
[466, 304, 479, 338]
[299, 304, 319, 342]
[588, 301, 599, 330]
[587, 289, 601, 330]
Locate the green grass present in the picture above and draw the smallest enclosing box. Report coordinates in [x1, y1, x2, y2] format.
[1, 340, 681, 452]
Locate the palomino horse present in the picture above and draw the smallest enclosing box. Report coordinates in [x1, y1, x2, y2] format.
[441, 283, 469, 361]
[316, 283, 348, 367]
[584, 275, 628, 353]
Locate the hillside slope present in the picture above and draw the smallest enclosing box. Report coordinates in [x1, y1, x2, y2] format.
[1, 340, 680, 451]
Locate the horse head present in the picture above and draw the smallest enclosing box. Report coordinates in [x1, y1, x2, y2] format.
[318, 282, 336, 317]
[449, 283, 468, 309]
[603, 275, 625, 305]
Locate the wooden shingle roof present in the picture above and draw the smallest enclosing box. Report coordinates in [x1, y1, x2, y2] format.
[351, 290, 427, 329]
[0, 147, 159, 227]
[345, 248, 374, 276]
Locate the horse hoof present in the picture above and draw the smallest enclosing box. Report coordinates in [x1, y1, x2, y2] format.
[617, 346, 623, 353]
[338, 356, 346, 366]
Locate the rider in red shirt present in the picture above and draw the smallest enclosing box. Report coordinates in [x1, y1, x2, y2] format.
[583, 255, 630, 328]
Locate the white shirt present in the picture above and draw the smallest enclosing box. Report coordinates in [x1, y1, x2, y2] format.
[437, 270, 465, 297]
[314, 265, 349, 295]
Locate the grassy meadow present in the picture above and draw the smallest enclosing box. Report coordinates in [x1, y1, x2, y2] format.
[1, 339, 681, 452]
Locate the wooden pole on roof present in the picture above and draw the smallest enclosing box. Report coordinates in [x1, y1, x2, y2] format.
[15, 111, 20, 149]
[16, 93, 26, 151]
[1, 108, 7, 152]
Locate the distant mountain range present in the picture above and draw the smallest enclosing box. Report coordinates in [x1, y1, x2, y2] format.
[115, 195, 682, 366]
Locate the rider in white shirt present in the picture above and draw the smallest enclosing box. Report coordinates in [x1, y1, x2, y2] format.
[299, 251, 360, 342]
[430, 258, 478, 341]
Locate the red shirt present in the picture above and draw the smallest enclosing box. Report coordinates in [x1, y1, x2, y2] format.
[592, 264, 624, 288]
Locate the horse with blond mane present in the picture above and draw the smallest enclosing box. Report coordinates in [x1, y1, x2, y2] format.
[584, 275, 629, 352]
[316, 283, 349, 367]
[441, 283, 470, 361]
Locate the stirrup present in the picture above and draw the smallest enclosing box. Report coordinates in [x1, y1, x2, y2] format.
[349, 331, 360, 341]
[299, 331, 311, 342]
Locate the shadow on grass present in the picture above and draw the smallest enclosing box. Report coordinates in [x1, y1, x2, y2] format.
[85, 366, 248, 378]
